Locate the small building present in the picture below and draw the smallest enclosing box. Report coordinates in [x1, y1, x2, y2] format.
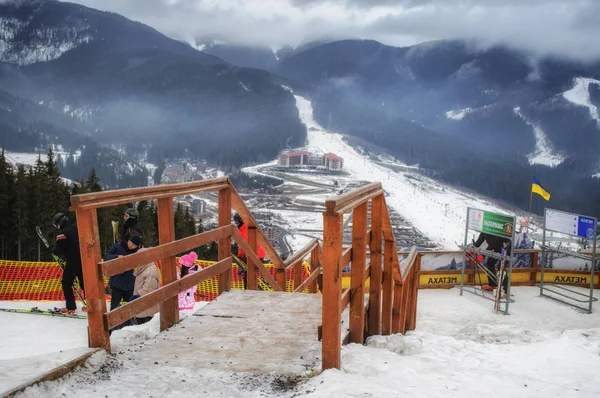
[324, 153, 343, 171]
[191, 199, 206, 215]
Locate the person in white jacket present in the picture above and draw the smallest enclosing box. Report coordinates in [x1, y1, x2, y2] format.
[132, 248, 160, 324]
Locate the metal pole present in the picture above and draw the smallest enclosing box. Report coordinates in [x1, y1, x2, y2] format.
[460, 207, 470, 296]
[589, 223, 597, 314]
[526, 190, 533, 233]
[504, 216, 517, 315]
[540, 209, 547, 296]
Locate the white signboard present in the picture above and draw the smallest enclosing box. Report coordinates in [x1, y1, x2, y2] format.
[467, 208, 484, 232]
[545, 209, 597, 238]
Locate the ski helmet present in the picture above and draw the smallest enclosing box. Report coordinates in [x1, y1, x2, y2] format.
[124, 207, 139, 219]
[52, 212, 68, 229]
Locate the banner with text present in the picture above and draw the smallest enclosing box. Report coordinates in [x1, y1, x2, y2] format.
[467, 208, 514, 238]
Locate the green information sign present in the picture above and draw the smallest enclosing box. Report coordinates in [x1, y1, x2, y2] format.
[467, 208, 514, 238]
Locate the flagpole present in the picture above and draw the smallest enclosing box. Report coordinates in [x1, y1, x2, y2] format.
[526, 189, 533, 233]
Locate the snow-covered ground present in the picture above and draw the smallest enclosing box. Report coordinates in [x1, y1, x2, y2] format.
[513, 107, 565, 167]
[562, 77, 600, 129]
[8, 287, 600, 397]
[294, 94, 523, 249]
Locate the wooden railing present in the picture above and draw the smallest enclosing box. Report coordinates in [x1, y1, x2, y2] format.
[71, 177, 288, 351]
[321, 183, 420, 370]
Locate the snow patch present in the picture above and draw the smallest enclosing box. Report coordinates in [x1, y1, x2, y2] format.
[445, 108, 472, 120]
[513, 107, 565, 167]
[238, 81, 250, 92]
[562, 77, 600, 129]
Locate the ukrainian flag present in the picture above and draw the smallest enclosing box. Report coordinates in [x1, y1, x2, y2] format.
[532, 176, 550, 201]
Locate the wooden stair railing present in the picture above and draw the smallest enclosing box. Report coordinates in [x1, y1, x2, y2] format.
[321, 182, 421, 370]
[70, 177, 288, 351]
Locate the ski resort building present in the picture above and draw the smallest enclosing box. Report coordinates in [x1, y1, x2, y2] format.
[278, 150, 344, 171]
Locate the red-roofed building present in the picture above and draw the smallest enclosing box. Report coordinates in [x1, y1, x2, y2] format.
[324, 153, 343, 171]
[278, 151, 309, 167]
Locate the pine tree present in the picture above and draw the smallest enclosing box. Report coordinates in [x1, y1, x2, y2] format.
[0, 149, 15, 260]
[13, 165, 29, 261]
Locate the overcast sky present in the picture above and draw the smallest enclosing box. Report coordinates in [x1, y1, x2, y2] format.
[68, 0, 600, 62]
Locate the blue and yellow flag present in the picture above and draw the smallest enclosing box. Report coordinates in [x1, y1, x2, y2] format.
[532, 176, 550, 201]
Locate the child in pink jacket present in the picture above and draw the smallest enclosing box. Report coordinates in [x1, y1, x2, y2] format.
[178, 251, 199, 310]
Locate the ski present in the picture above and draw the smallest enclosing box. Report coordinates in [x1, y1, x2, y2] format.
[36, 226, 87, 307]
[111, 221, 119, 243]
[0, 307, 86, 319]
[494, 245, 508, 313]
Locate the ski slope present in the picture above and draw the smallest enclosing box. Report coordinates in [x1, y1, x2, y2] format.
[9, 288, 600, 397]
[295, 94, 521, 249]
[562, 77, 600, 129]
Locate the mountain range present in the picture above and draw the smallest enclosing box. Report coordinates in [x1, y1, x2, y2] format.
[0, 0, 598, 217]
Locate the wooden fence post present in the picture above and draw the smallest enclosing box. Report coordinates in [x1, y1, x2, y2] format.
[218, 187, 232, 294]
[408, 254, 421, 331]
[247, 226, 258, 290]
[157, 197, 179, 330]
[350, 202, 367, 344]
[368, 195, 383, 336]
[381, 238, 394, 335]
[76, 208, 110, 350]
[322, 211, 343, 370]
[531, 251, 538, 285]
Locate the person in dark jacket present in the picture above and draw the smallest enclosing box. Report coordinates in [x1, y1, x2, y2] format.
[120, 207, 142, 244]
[471, 232, 511, 293]
[233, 213, 265, 289]
[105, 234, 142, 310]
[52, 212, 85, 314]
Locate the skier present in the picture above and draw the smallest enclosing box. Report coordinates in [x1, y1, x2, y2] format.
[52, 212, 85, 314]
[131, 248, 160, 324]
[120, 207, 142, 244]
[178, 251, 199, 310]
[233, 213, 265, 289]
[105, 234, 142, 310]
[468, 232, 510, 294]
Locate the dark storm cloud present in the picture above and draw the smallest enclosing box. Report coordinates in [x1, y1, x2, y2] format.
[67, 0, 600, 61]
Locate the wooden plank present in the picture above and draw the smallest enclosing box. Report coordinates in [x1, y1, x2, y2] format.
[322, 211, 343, 370]
[339, 287, 350, 313]
[342, 247, 352, 268]
[283, 239, 319, 270]
[101, 226, 234, 277]
[75, 208, 110, 350]
[70, 177, 229, 207]
[229, 185, 284, 270]
[350, 202, 367, 344]
[72, 184, 229, 211]
[232, 228, 284, 291]
[247, 226, 258, 290]
[157, 197, 179, 331]
[335, 189, 385, 215]
[294, 262, 303, 291]
[294, 267, 321, 293]
[408, 255, 421, 331]
[284, 244, 318, 270]
[381, 239, 395, 335]
[218, 188, 232, 294]
[107, 258, 232, 328]
[309, 248, 319, 293]
[392, 282, 403, 334]
[368, 194, 383, 336]
[325, 182, 382, 213]
[400, 246, 419, 283]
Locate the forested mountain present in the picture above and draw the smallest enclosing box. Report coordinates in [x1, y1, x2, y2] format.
[0, 0, 306, 186]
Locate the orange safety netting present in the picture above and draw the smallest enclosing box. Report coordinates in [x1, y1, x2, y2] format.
[0, 259, 315, 302]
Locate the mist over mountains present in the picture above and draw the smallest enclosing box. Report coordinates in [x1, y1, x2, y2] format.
[0, 0, 598, 217]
